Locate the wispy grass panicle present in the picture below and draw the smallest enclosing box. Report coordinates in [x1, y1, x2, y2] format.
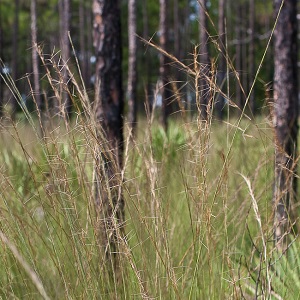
[0, 18, 298, 299]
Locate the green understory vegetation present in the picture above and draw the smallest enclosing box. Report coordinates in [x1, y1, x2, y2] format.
[0, 110, 299, 299]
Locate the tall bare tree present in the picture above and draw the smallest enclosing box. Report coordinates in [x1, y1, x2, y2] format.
[31, 0, 41, 111]
[159, 0, 172, 130]
[142, 0, 152, 111]
[79, 0, 88, 86]
[249, 0, 255, 113]
[128, 0, 137, 135]
[86, 3, 93, 89]
[12, 0, 19, 82]
[59, 0, 71, 116]
[173, 0, 180, 62]
[241, 4, 248, 99]
[11, 0, 19, 114]
[198, 0, 210, 120]
[216, 0, 226, 119]
[273, 0, 298, 250]
[93, 0, 124, 260]
[235, 3, 242, 109]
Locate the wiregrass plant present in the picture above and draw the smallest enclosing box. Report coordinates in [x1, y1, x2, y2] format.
[0, 43, 299, 300]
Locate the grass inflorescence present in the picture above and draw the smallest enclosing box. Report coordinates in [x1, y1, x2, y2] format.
[0, 43, 299, 300]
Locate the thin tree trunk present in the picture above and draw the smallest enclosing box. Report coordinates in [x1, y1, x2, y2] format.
[59, 0, 71, 116]
[160, 0, 171, 130]
[12, 0, 19, 81]
[183, 2, 190, 111]
[264, 0, 272, 86]
[241, 3, 248, 102]
[142, 0, 152, 112]
[273, 0, 298, 251]
[93, 0, 124, 262]
[249, 0, 255, 113]
[173, 0, 182, 114]
[79, 0, 88, 86]
[198, 0, 210, 120]
[128, 0, 137, 135]
[173, 0, 180, 61]
[11, 0, 19, 114]
[235, 3, 243, 111]
[86, 6, 93, 90]
[216, 0, 226, 119]
[31, 0, 41, 111]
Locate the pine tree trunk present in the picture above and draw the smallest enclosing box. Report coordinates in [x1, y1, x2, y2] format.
[182, 2, 190, 111]
[216, 0, 226, 119]
[235, 3, 243, 111]
[11, 0, 19, 114]
[12, 0, 19, 82]
[59, 0, 71, 116]
[128, 0, 137, 135]
[198, 0, 210, 120]
[86, 5, 93, 89]
[31, 0, 41, 112]
[93, 0, 124, 261]
[249, 0, 255, 113]
[273, 0, 298, 251]
[160, 0, 171, 130]
[79, 0, 88, 86]
[241, 3, 248, 102]
[142, 0, 152, 113]
[173, 0, 179, 60]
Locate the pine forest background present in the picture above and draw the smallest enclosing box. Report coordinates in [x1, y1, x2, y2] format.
[0, 0, 274, 116]
[0, 0, 299, 299]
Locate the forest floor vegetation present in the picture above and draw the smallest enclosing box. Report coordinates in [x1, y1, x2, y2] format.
[0, 108, 299, 299]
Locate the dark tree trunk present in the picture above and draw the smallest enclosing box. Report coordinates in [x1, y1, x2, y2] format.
[128, 0, 137, 135]
[142, 0, 152, 113]
[198, 0, 210, 120]
[249, 0, 255, 113]
[160, 0, 172, 130]
[31, 0, 41, 112]
[273, 0, 298, 251]
[79, 0, 88, 86]
[264, 0, 272, 87]
[59, 0, 71, 116]
[86, 5, 93, 89]
[182, 2, 190, 111]
[173, 0, 180, 60]
[93, 0, 124, 260]
[241, 3, 248, 103]
[235, 3, 243, 111]
[12, 0, 19, 82]
[172, 0, 183, 114]
[216, 0, 226, 119]
[11, 0, 19, 113]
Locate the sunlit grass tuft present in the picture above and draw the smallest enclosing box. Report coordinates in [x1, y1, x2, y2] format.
[0, 42, 298, 299]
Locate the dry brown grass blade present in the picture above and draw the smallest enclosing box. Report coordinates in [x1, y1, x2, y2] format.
[0, 230, 51, 300]
[139, 36, 196, 77]
[240, 174, 271, 295]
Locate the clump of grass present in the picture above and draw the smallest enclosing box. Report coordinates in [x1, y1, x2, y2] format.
[0, 39, 299, 300]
